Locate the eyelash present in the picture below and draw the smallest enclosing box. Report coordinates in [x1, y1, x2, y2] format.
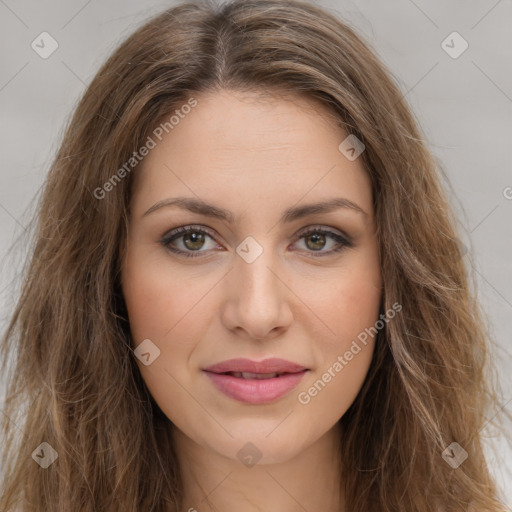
[159, 225, 352, 259]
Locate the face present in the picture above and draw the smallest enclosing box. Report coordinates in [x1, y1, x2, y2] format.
[121, 88, 382, 465]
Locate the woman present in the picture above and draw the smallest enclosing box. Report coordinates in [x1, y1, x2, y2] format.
[1, 0, 509, 510]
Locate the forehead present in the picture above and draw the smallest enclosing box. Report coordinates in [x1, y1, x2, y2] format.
[145, 88, 344, 159]
[130, 89, 373, 221]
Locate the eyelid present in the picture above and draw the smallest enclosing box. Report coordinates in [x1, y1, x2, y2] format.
[161, 224, 351, 242]
[294, 224, 352, 244]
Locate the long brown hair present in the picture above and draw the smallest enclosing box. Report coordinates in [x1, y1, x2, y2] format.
[1, 0, 510, 510]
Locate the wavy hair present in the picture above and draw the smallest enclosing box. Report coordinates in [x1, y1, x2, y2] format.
[1, 0, 510, 510]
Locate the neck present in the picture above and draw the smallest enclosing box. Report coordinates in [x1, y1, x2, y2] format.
[172, 422, 345, 512]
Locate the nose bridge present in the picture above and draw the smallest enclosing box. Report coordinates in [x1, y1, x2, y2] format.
[221, 235, 292, 339]
[234, 238, 282, 305]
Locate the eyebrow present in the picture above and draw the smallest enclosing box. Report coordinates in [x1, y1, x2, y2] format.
[142, 196, 368, 223]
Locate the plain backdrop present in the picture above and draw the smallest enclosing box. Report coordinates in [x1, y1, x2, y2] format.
[0, 0, 511, 507]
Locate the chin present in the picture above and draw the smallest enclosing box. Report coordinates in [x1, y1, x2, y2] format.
[204, 428, 311, 466]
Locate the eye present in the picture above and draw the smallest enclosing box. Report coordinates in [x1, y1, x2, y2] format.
[159, 225, 352, 259]
[159, 225, 221, 258]
[292, 226, 353, 256]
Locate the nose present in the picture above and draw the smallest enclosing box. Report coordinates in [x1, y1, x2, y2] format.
[220, 248, 293, 341]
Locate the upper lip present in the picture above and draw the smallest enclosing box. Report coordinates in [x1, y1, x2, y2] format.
[203, 358, 308, 374]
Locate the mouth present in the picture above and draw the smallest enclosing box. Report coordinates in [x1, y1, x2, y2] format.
[215, 371, 300, 379]
[202, 358, 309, 404]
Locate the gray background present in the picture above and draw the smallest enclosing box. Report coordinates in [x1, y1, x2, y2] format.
[0, 0, 511, 506]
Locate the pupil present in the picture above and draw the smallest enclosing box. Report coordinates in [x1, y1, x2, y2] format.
[184, 232, 205, 250]
[307, 233, 325, 250]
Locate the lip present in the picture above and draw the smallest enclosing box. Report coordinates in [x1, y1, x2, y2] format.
[203, 358, 309, 404]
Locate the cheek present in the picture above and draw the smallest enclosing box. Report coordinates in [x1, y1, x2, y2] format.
[336, 272, 382, 334]
[297, 343, 374, 429]
[122, 252, 211, 426]
[294, 258, 381, 417]
[305, 256, 382, 346]
[121, 248, 219, 396]
[122, 248, 211, 344]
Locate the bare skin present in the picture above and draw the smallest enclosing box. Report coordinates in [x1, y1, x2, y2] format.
[121, 88, 382, 512]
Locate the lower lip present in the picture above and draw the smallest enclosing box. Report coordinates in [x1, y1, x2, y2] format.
[204, 370, 308, 404]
